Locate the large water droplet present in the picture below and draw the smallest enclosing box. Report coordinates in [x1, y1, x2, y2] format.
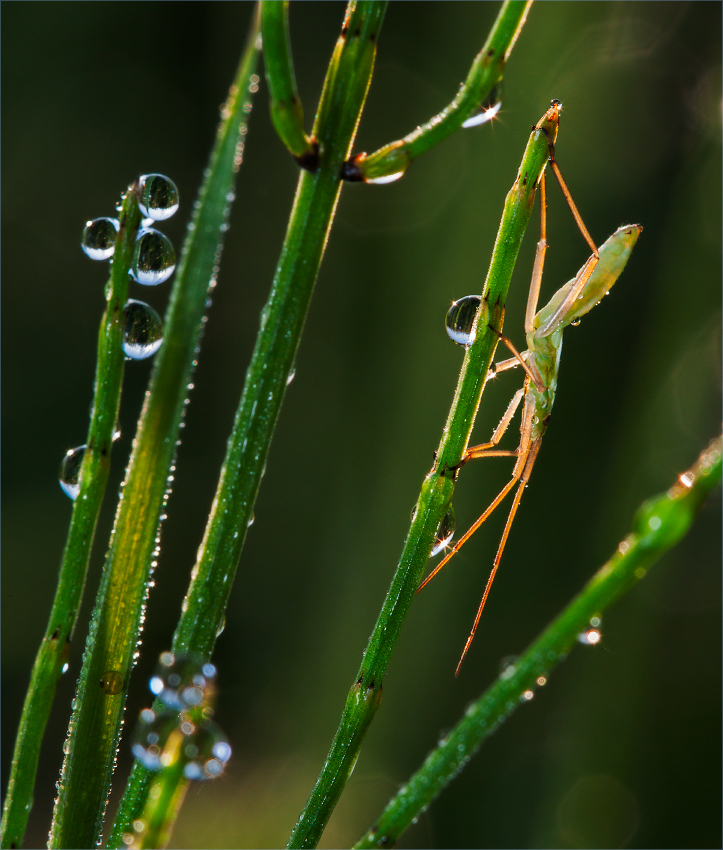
[446, 295, 481, 346]
[137, 174, 179, 221]
[130, 228, 176, 285]
[82, 218, 119, 260]
[181, 720, 232, 781]
[59, 445, 86, 499]
[131, 708, 179, 771]
[431, 506, 456, 556]
[122, 299, 164, 359]
[149, 652, 217, 710]
[100, 670, 125, 695]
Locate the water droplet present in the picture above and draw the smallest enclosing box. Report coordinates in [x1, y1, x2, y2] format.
[216, 616, 226, 638]
[149, 651, 217, 710]
[82, 217, 119, 260]
[446, 295, 481, 346]
[122, 299, 164, 359]
[366, 171, 405, 185]
[431, 505, 456, 556]
[499, 655, 518, 679]
[578, 628, 601, 645]
[137, 174, 179, 221]
[570, 318, 581, 326]
[536, 676, 547, 686]
[521, 689, 534, 701]
[131, 709, 179, 770]
[589, 616, 601, 628]
[100, 670, 125, 694]
[62, 662, 69, 674]
[130, 228, 176, 285]
[287, 368, 296, 385]
[59, 445, 86, 499]
[648, 515, 662, 531]
[462, 98, 502, 128]
[182, 720, 232, 781]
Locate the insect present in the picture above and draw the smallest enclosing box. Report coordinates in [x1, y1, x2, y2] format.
[419, 120, 642, 676]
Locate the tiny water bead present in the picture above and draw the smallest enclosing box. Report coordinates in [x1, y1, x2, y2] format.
[59, 444, 86, 499]
[130, 228, 176, 285]
[100, 670, 125, 695]
[81, 217, 120, 260]
[137, 174, 179, 221]
[462, 82, 502, 129]
[446, 295, 481, 346]
[431, 506, 456, 557]
[122, 299, 164, 360]
[578, 628, 602, 645]
[149, 651, 217, 710]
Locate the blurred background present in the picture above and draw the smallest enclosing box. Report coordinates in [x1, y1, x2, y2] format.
[2, 3, 720, 848]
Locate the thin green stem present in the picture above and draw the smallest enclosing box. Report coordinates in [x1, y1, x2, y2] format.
[343, 0, 532, 182]
[107, 2, 387, 845]
[0, 188, 141, 849]
[262, 0, 317, 166]
[354, 436, 722, 848]
[287, 102, 558, 850]
[48, 11, 263, 848]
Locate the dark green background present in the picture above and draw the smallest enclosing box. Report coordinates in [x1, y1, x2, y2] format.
[3, 3, 721, 848]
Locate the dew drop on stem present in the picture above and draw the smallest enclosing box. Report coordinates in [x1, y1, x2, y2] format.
[81, 217, 119, 260]
[122, 299, 164, 360]
[59, 444, 86, 499]
[130, 228, 176, 286]
[446, 295, 481, 346]
[137, 174, 179, 221]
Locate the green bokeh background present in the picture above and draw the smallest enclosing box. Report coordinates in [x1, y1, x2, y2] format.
[2, 3, 720, 848]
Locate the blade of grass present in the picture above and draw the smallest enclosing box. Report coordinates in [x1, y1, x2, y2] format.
[287, 102, 558, 850]
[0, 187, 141, 849]
[342, 0, 532, 183]
[354, 435, 722, 848]
[47, 10, 263, 848]
[106, 2, 388, 845]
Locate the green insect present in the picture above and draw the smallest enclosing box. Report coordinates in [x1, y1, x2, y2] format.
[420, 105, 641, 675]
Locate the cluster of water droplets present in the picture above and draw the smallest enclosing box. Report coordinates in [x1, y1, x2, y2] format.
[63, 176, 179, 500]
[131, 651, 231, 788]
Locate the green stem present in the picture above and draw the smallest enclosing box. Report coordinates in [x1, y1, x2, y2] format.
[287, 102, 558, 850]
[354, 436, 722, 848]
[0, 188, 141, 849]
[107, 3, 387, 845]
[262, 0, 317, 166]
[48, 11, 263, 849]
[344, 0, 532, 182]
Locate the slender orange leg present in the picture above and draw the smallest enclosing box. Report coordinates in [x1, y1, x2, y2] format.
[454, 435, 542, 676]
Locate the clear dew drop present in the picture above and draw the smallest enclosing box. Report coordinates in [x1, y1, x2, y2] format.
[59, 445, 86, 499]
[148, 651, 217, 710]
[462, 82, 502, 129]
[82, 217, 120, 260]
[431, 505, 456, 557]
[366, 171, 405, 185]
[462, 99, 502, 129]
[122, 299, 164, 360]
[446, 295, 481, 347]
[62, 662, 69, 674]
[137, 174, 179, 221]
[100, 670, 125, 695]
[130, 228, 176, 285]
